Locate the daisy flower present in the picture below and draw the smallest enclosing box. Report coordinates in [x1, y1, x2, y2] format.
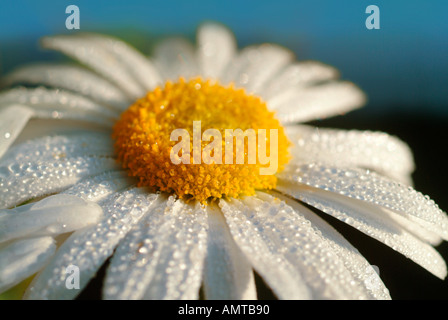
[0, 23, 447, 300]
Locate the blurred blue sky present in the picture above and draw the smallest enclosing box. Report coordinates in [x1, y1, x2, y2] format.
[1, 0, 447, 116]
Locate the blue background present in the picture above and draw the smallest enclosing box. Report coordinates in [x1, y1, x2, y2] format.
[1, 0, 447, 116]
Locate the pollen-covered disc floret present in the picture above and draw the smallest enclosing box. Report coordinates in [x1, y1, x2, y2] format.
[113, 78, 290, 203]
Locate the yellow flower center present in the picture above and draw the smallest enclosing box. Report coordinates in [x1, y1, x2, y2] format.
[113, 78, 290, 203]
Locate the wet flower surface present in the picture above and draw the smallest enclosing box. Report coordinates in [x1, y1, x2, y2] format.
[0, 23, 447, 300]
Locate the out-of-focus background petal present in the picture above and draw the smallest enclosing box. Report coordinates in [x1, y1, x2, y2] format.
[1, 0, 447, 115]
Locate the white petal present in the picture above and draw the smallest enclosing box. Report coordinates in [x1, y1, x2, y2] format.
[0, 105, 34, 159]
[285, 125, 415, 183]
[276, 178, 448, 279]
[196, 23, 236, 79]
[262, 61, 339, 100]
[153, 38, 198, 81]
[220, 44, 293, 94]
[41, 35, 144, 99]
[24, 188, 158, 300]
[278, 164, 448, 240]
[0, 132, 114, 166]
[103, 195, 171, 300]
[83, 34, 162, 91]
[268, 81, 366, 123]
[0, 237, 55, 294]
[382, 209, 443, 246]
[0, 194, 102, 243]
[235, 193, 376, 299]
[10, 119, 111, 147]
[220, 198, 312, 299]
[0, 87, 117, 126]
[243, 46, 294, 94]
[268, 191, 391, 300]
[104, 196, 208, 300]
[0, 156, 119, 209]
[0, 132, 118, 209]
[140, 199, 207, 300]
[3, 63, 131, 110]
[203, 205, 256, 300]
[62, 170, 135, 202]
